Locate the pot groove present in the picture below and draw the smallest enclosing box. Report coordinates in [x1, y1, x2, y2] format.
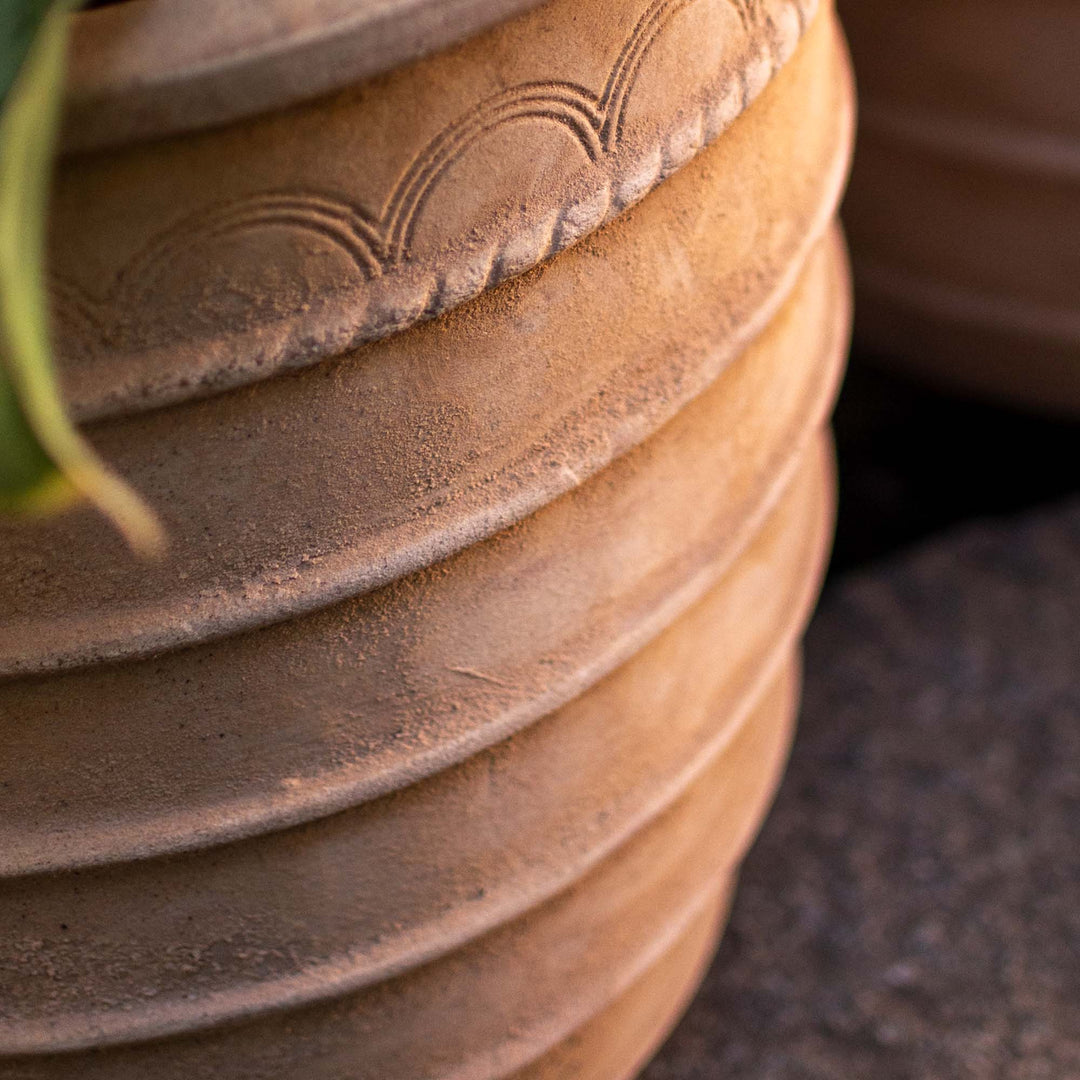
[508, 887, 730, 1080]
[0, 660, 800, 1070]
[0, 231, 848, 879]
[0, 442, 831, 1048]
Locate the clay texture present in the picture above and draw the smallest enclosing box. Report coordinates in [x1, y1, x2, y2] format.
[0, 1, 854, 1076]
[66, 0, 550, 150]
[5, 9, 852, 673]
[52, 0, 818, 412]
[840, 0, 1080, 412]
[0, 233, 849, 877]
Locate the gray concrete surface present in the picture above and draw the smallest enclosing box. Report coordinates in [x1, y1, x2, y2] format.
[645, 496, 1080, 1079]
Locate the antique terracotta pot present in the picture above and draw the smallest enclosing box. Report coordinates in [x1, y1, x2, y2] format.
[840, 0, 1080, 412]
[0, 0, 854, 1076]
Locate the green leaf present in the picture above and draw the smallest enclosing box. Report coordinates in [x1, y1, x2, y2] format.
[0, 0, 56, 103]
[0, 0, 164, 553]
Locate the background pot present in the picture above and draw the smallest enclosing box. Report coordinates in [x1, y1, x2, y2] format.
[840, 0, 1080, 413]
[0, 0, 854, 1076]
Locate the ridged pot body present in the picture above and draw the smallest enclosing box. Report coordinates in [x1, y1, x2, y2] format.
[0, 0, 854, 1076]
[840, 0, 1080, 412]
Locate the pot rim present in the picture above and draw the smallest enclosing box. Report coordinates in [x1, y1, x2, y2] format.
[63, 0, 546, 154]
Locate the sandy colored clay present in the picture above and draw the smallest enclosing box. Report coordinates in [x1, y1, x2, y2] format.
[0, 231, 848, 880]
[840, 0, 1080, 412]
[512, 887, 733, 1080]
[52, 0, 818, 409]
[0, 430, 833, 1047]
[1, 3, 854, 1077]
[1, 654, 801, 1077]
[66, 0, 550, 149]
[0, 434, 823, 1062]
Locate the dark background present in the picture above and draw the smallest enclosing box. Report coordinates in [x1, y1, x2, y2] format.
[829, 355, 1080, 576]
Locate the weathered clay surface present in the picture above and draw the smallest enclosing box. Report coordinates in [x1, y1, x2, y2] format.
[0, 437, 831, 1047]
[0, 4, 854, 1077]
[840, 0, 1080, 412]
[50, 0, 819, 412]
[0, 657, 801, 1075]
[513, 888, 730, 1080]
[6, 10, 853, 673]
[66, 0, 550, 151]
[0, 233, 847, 878]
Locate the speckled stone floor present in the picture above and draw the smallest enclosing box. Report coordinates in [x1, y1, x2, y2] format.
[643, 485, 1080, 1079]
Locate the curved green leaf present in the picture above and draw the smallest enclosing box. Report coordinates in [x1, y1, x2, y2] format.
[0, 0, 164, 553]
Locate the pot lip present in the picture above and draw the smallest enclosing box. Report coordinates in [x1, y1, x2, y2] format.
[63, 0, 546, 154]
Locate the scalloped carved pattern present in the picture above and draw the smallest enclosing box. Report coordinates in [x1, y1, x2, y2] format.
[50, 0, 816, 417]
[79, 0, 722, 282]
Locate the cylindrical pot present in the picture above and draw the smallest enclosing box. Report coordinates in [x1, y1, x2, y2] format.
[840, 0, 1080, 412]
[0, 0, 854, 1076]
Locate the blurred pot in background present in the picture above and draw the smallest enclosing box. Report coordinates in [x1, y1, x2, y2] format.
[840, 0, 1080, 413]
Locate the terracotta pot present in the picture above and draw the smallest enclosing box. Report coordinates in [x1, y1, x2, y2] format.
[840, 0, 1080, 412]
[0, 0, 854, 1076]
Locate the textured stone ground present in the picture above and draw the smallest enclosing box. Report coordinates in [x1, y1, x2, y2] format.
[644, 496, 1080, 1080]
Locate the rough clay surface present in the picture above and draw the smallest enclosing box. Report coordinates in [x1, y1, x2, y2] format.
[65, 0, 550, 150]
[50, 0, 818, 414]
[0, 4, 853, 1077]
[839, 0, 1080, 412]
[0, 663, 801, 1075]
[643, 498, 1080, 1079]
[4, 10, 853, 673]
